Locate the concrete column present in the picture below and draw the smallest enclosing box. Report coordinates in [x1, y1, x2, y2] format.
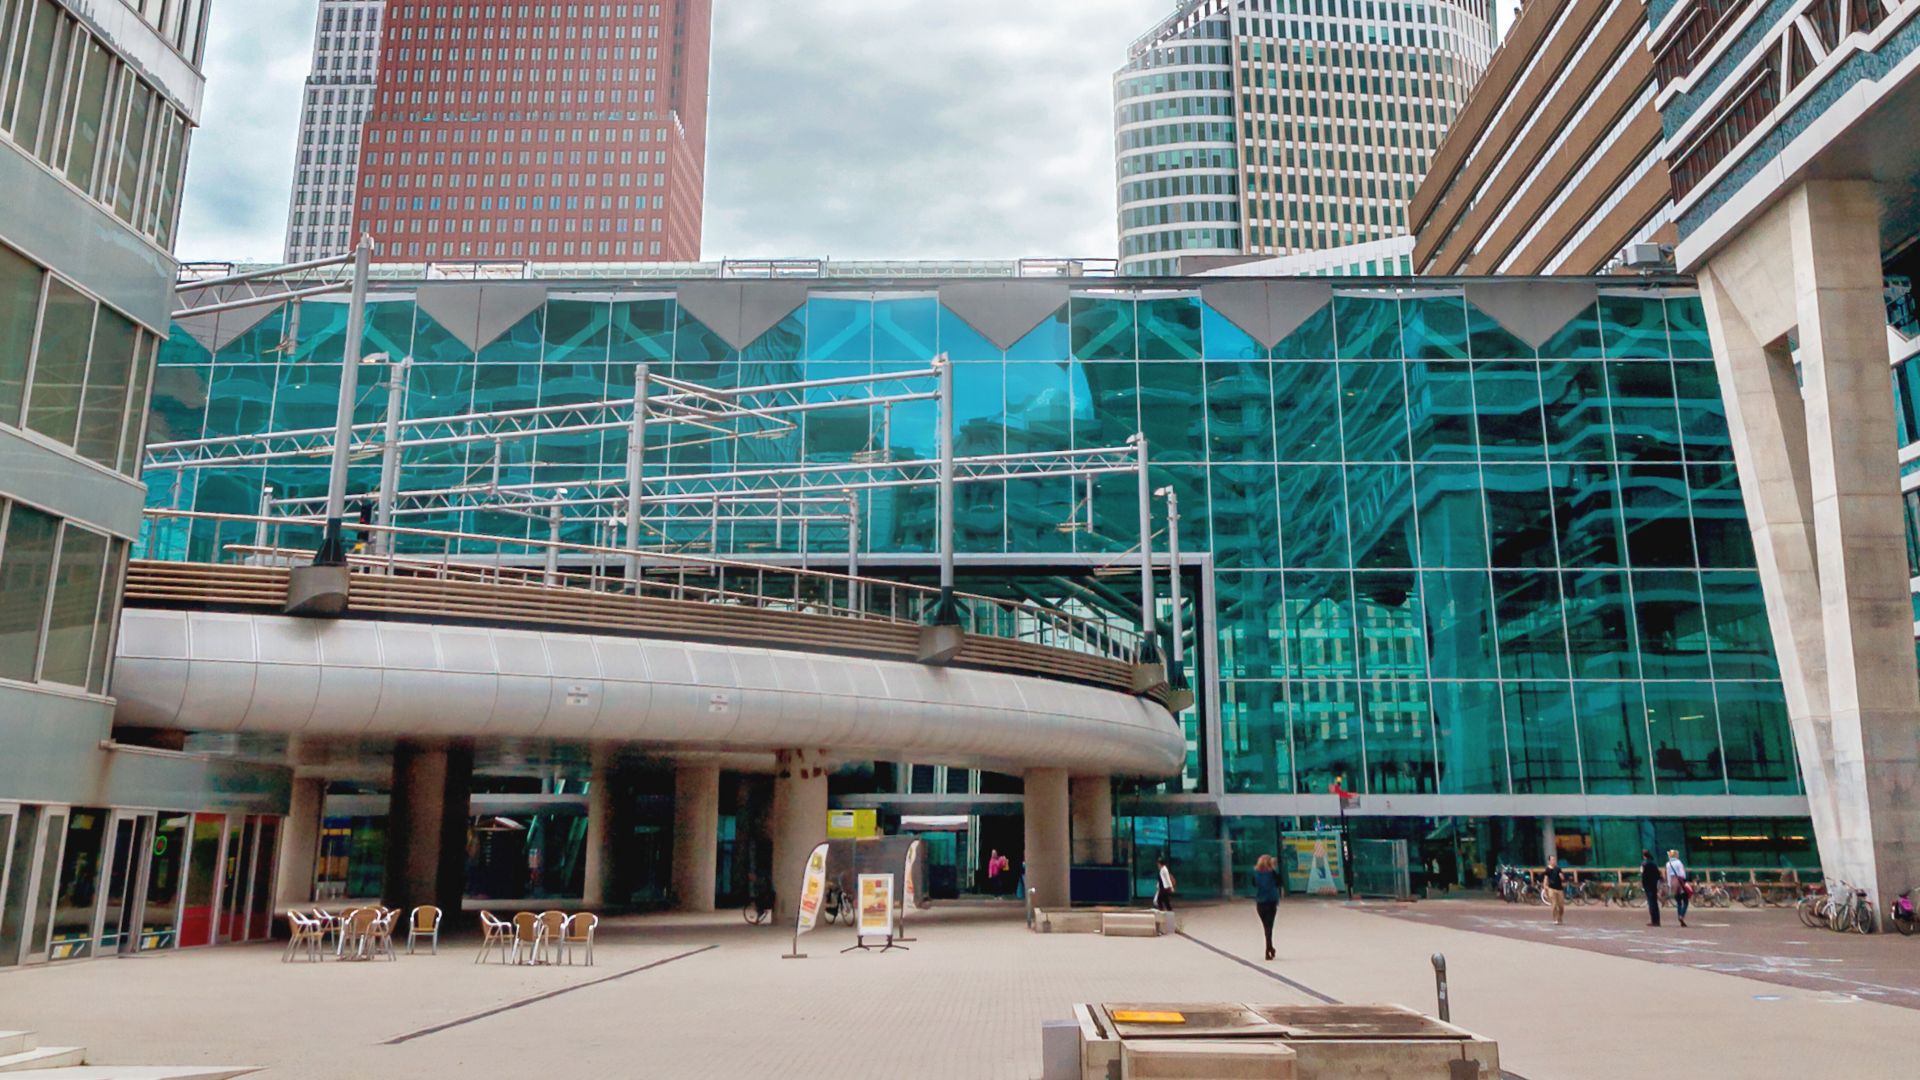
[1697, 178, 1920, 911]
[581, 745, 616, 909]
[274, 776, 325, 908]
[671, 762, 721, 912]
[1069, 775, 1114, 864]
[769, 749, 828, 922]
[383, 741, 473, 917]
[1024, 767, 1071, 912]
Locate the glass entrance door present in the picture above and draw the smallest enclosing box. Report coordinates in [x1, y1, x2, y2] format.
[21, 808, 68, 964]
[97, 812, 156, 956]
[138, 813, 189, 952]
[0, 804, 22, 967]
[178, 812, 224, 948]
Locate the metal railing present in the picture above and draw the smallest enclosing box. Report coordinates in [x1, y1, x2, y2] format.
[135, 508, 1148, 665]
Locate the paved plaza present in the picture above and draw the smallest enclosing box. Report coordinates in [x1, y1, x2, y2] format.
[3, 898, 1917, 1078]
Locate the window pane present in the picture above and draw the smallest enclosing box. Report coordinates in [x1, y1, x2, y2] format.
[1717, 682, 1797, 794]
[1552, 463, 1626, 566]
[1333, 296, 1401, 359]
[1069, 296, 1135, 361]
[1205, 361, 1273, 461]
[1346, 464, 1415, 568]
[1285, 571, 1354, 678]
[1277, 465, 1348, 568]
[1217, 570, 1284, 679]
[1561, 569, 1639, 678]
[0, 243, 41, 425]
[0, 503, 58, 680]
[1538, 360, 1613, 461]
[112, 82, 152, 221]
[1645, 682, 1726, 794]
[1472, 361, 1546, 460]
[1339, 361, 1410, 462]
[1271, 362, 1342, 461]
[1406, 360, 1478, 461]
[75, 310, 136, 466]
[1503, 681, 1580, 793]
[1223, 680, 1290, 794]
[63, 39, 110, 189]
[86, 540, 121, 692]
[25, 278, 95, 445]
[1290, 679, 1361, 794]
[10, 0, 61, 154]
[1492, 571, 1569, 679]
[1600, 294, 1671, 359]
[1135, 362, 1203, 461]
[1432, 680, 1508, 793]
[1619, 464, 1695, 567]
[1399, 296, 1468, 360]
[1482, 463, 1556, 568]
[1413, 463, 1487, 567]
[1699, 570, 1778, 679]
[1362, 679, 1434, 794]
[1353, 570, 1424, 678]
[1137, 296, 1202, 360]
[1211, 464, 1281, 568]
[41, 524, 106, 686]
[1607, 360, 1683, 461]
[1573, 681, 1652, 794]
[1634, 570, 1712, 679]
[1422, 570, 1498, 680]
[1688, 463, 1755, 568]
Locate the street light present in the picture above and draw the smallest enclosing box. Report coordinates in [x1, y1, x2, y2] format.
[313, 234, 374, 567]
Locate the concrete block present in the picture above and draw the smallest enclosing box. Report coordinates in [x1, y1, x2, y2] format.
[1042, 1020, 1081, 1080]
[284, 565, 350, 616]
[1077, 1004, 1122, 1080]
[1102, 912, 1161, 937]
[1120, 1039, 1296, 1079]
[1285, 1039, 1498, 1080]
[917, 623, 964, 664]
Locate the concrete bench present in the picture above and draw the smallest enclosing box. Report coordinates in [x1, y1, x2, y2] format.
[1102, 912, 1162, 937]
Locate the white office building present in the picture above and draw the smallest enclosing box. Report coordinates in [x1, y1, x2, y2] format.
[283, 0, 384, 263]
[1115, 0, 1496, 275]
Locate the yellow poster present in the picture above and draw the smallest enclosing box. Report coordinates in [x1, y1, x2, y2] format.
[857, 873, 894, 939]
[827, 809, 878, 838]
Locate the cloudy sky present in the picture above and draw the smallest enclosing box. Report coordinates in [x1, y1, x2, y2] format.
[176, 0, 1521, 264]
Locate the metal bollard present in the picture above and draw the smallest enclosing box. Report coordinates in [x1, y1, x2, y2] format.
[1431, 953, 1450, 1022]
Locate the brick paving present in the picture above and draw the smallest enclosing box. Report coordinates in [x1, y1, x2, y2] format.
[2, 899, 1915, 1079]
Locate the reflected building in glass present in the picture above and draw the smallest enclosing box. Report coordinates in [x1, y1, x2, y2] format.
[0, 0, 286, 970]
[1114, 0, 1496, 275]
[146, 271, 1816, 894]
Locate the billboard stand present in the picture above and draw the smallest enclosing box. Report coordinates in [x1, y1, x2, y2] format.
[895, 838, 922, 943]
[842, 873, 908, 953]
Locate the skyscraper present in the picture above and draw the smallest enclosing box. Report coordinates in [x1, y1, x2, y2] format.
[284, 0, 387, 263]
[350, 0, 713, 264]
[1114, 0, 1495, 275]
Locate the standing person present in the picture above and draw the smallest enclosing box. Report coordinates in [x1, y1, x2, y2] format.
[1543, 856, 1567, 925]
[1639, 850, 1662, 926]
[986, 849, 1006, 893]
[1665, 849, 1691, 928]
[1253, 854, 1281, 960]
[1154, 856, 1177, 912]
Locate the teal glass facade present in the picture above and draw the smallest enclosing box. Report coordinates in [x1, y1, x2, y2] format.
[145, 279, 1804, 851]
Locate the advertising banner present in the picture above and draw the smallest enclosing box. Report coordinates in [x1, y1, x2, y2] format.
[1280, 830, 1345, 896]
[826, 809, 879, 838]
[857, 873, 895, 940]
[796, 842, 830, 934]
[902, 838, 922, 911]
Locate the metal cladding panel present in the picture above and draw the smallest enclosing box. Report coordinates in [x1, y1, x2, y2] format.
[111, 611, 1187, 776]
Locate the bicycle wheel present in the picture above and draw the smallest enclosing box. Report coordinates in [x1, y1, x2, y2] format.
[1853, 903, 1876, 935]
[1894, 910, 1915, 937]
[1737, 885, 1762, 909]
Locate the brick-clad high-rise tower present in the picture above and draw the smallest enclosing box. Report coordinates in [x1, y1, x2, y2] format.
[352, 0, 713, 264]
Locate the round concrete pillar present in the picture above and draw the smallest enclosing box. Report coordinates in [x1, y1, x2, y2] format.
[275, 776, 326, 907]
[581, 744, 616, 909]
[1069, 774, 1114, 865]
[671, 762, 721, 912]
[1024, 767, 1071, 911]
[770, 749, 828, 922]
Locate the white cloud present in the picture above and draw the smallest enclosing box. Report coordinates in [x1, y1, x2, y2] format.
[177, 0, 1171, 264]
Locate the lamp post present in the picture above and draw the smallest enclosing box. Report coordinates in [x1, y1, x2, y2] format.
[931, 355, 957, 625]
[1131, 434, 1157, 662]
[314, 234, 374, 566]
[1156, 484, 1183, 674]
[373, 356, 411, 557]
[625, 363, 650, 591]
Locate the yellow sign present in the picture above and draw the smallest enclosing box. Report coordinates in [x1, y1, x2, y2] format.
[827, 809, 878, 838]
[796, 843, 829, 933]
[857, 873, 894, 939]
[1111, 1011, 1187, 1024]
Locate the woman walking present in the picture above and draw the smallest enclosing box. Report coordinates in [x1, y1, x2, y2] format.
[1253, 854, 1281, 960]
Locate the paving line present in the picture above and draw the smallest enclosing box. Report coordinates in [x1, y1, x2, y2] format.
[381, 944, 718, 1044]
[1177, 929, 1531, 1080]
